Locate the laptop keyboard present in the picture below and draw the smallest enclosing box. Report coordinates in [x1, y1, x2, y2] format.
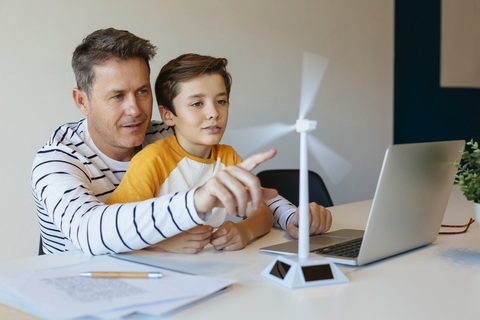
[314, 238, 363, 258]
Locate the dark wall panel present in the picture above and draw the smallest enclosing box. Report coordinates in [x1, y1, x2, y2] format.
[394, 0, 480, 144]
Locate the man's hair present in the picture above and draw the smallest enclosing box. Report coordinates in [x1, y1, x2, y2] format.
[155, 53, 232, 116]
[72, 28, 157, 98]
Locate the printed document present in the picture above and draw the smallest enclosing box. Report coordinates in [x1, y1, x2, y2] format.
[0, 255, 234, 319]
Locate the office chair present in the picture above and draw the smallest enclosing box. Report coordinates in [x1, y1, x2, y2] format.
[38, 236, 44, 255]
[256, 169, 333, 207]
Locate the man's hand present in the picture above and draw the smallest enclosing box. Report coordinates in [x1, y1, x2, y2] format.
[146, 225, 213, 254]
[286, 202, 332, 238]
[194, 149, 278, 217]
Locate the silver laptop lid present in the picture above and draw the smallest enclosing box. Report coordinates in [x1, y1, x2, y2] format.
[356, 140, 464, 266]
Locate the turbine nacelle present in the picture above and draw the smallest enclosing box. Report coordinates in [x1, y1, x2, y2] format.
[295, 119, 317, 133]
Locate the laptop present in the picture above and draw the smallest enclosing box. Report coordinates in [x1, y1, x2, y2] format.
[260, 140, 464, 266]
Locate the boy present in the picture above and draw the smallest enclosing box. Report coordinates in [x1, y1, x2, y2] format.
[106, 54, 279, 252]
[106, 54, 326, 253]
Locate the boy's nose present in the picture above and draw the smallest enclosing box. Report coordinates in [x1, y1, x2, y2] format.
[206, 104, 220, 119]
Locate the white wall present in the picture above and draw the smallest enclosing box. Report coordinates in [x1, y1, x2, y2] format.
[0, 0, 393, 262]
[441, 0, 480, 88]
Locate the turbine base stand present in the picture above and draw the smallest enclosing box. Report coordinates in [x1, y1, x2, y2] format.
[261, 254, 349, 289]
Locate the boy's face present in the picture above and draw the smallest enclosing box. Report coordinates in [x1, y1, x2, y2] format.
[160, 74, 229, 159]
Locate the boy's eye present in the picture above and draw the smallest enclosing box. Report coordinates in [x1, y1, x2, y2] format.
[192, 102, 203, 107]
[217, 99, 228, 105]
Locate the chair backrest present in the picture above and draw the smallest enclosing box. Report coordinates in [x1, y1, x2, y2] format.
[38, 236, 44, 255]
[256, 169, 333, 207]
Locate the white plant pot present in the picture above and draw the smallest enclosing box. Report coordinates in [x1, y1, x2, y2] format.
[473, 202, 480, 228]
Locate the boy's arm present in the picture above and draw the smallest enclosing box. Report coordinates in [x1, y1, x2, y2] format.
[146, 225, 214, 254]
[210, 201, 273, 251]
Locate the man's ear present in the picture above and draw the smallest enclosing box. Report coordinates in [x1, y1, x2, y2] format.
[159, 105, 176, 127]
[73, 88, 90, 116]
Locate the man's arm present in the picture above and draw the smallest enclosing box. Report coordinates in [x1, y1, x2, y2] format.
[33, 144, 277, 255]
[32, 153, 207, 255]
[194, 149, 278, 216]
[286, 203, 332, 238]
[266, 195, 333, 238]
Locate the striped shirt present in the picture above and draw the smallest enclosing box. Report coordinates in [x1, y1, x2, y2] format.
[32, 119, 296, 255]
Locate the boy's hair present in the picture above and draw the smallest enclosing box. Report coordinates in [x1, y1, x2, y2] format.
[72, 28, 157, 99]
[155, 53, 232, 116]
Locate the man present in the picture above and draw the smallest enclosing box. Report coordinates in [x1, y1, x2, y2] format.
[31, 28, 332, 255]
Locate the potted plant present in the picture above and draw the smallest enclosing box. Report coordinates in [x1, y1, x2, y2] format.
[453, 139, 480, 224]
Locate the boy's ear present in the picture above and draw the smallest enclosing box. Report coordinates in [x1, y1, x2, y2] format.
[73, 88, 90, 116]
[159, 105, 176, 126]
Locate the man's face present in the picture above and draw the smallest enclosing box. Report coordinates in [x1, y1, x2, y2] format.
[80, 58, 153, 161]
[161, 74, 229, 159]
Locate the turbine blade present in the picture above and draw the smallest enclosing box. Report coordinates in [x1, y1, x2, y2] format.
[307, 135, 352, 185]
[298, 52, 329, 120]
[228, 122, 296, 156]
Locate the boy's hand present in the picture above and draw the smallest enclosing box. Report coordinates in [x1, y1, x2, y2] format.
[286, 203, 332, 238]
[194, 149, 278, 217]
[147, 225, 213, 254]
[210, 221, 252, 251]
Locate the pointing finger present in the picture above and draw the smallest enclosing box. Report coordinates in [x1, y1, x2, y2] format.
[236, 149, 277, 172]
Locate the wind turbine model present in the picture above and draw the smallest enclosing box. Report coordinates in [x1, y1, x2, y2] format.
[239, 52, 350, 288]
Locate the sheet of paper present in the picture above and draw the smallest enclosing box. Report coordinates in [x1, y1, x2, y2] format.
[94, 275, 232, 319]
[0, 255, 235, 319]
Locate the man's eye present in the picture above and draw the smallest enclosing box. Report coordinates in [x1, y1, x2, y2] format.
[139, 89, 148, 95]
[113, 94, 123, 100]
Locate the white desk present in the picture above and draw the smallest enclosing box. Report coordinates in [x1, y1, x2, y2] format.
[1, 188, 479, 319]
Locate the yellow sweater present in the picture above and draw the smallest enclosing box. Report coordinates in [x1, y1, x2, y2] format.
[106, 135, 242, 227]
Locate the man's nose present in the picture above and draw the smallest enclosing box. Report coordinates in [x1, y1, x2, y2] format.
[125, 96, 142, 116]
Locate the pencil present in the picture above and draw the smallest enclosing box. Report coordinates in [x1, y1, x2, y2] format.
[79, 271, 163, 279]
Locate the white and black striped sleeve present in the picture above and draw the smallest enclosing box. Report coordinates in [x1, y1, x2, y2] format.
[265, 195, 297, 230]
[32, 153, 207, 255]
